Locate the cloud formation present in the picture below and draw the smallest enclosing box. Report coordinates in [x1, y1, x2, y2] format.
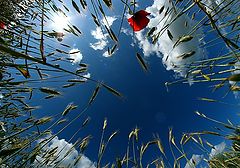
[124, 0, 206, 76]
[90, 16, 117, 57]
[0, 93, 3, 99]
[82, 72, 91, 81]
[209, 141, 226, 159]
[34, 135, 96, 168]
[184, 141, 226, 167]
[69, 48, 83, 64]
[229, 62, 240, 98]
[184, 154, 204, 168]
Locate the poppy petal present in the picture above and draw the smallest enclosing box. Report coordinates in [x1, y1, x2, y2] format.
[128, 17, 150, 32]
[128, 10, 150, 32]
[135, 10, 150, 18]
[0, 21, 6, 29]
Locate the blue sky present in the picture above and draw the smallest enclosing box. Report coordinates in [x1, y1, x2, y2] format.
[22, 0, 240, 167]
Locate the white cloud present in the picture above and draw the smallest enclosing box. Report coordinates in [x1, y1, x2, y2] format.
[121, 28, 132, 36]
[184, 154, 204, 168]
[123, 0, 206, 77]
[183, 141, 226, 167]
[69, 48, 83, 64]
[91, 27, 105, 40]
[82, 73, 91, 81]
[0, 122, 6, 132]
[0, 93, 3, 99]
[90, 16, 117, 57]
[229, 62, 240, 98]
[102, 16, 117, 27]
[83, 73, 91, 79]
[103, 51, 110, 57]
[90, 39, 107, 50]
[34, 135, 96, 168]
[135, 32, 161, 57]
[209, 141, 226, 159]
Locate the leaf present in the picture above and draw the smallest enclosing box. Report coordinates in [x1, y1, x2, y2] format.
[79, 63, 88, 67]
[88, 85, 101, 105]
[72, 0, 81, 13]
[102, 84, 122, 98]
[156, 138, 165, 156]
[198, 97, 217, 102]
[177, 51, 196, 59]
[79, 0, 87, 9]
[69, 50, 80, 54]
[110, 28, 118, 42]
[136, 53, 148, 72]
[173, 35, 193, 48]
[195, 111, 206, 118]
[103, 118, 107, 130]
[51, 4, 59, 11]
[169, 128, 176, 146]
[102, 0, 112, 8]
[201, 131, 220, 136]
[0, 146, 23, 157]
[39, 1, 46, 63]
[164, 7, 169, 17]
[201, 72, 211, 81]
[56, 49, 68, 54]
[68, 25, 79, 36]
[228, 74, 240, 81]
[39, 87, 60, 95]
[44, 95, 56, 99]
[205, 141, 215, 149]
[225, 38, 239, 49]
[72, 25, 82, 35]
[108, 131, 118, 141]
[62, 83, 76, 88]
[16, 67, 30, 78]
[82, 117, 91, 127]
[147, 27, 156, 37]
[106, 26, 118, 42]
[62, 103, 77, 116]
[63, 4, 70, 12]
[91, 13, 100, 26]
[67, 79, 85, 83]
[36, 117, 52, 125]
[110, 44, 117, 55]
[167, 30, 173, 40]
[159, 6, 164, 14]
[76, 67, 87, 74]
[57, 119, 67, 125]
[190, 69, 201, 75]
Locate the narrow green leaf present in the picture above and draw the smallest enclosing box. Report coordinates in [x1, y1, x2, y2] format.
[177, 51, 196, 59]
[173, 35, 193, 48]
[147, 27, 156, 37]
[103, 0, 112, 8]
[102, 84, 122, 98]
[88, 85, 101, 105]
[167, 30, 173, 40]
[80, 0, 87, 9]
[72, 0, 81, 13]
[62, 103, 77, 116]
[136, 53, 148, 72]
[91, 13, 100, 26]
[198, 97, 217, 102]
[39, 87, 60, 95]
[228, 74, 240, 81]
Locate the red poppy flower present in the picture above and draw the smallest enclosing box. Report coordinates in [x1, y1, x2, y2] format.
[128, 10, 150, 32]
[0, 21, 6, 29]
